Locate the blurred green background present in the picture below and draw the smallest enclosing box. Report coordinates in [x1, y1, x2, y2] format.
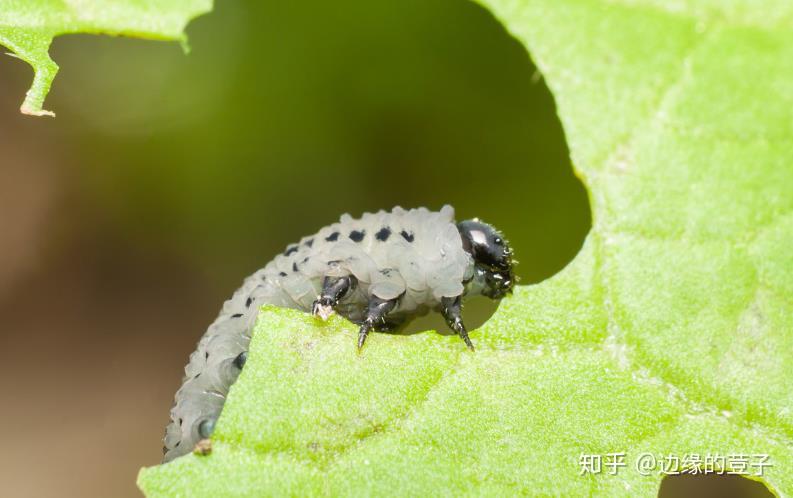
[0, 1, 593, 497]
[34, 0, 589, 286]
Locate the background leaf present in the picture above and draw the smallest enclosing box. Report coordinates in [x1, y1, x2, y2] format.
[138, 0, 793, 496]
[0, 0, 211, 116]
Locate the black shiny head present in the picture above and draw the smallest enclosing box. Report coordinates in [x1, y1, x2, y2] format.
[457, 219, 515, 299]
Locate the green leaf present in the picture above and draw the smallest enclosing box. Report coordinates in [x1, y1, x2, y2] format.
[0, 0, 212, 116]
[138, 0, 793, 496]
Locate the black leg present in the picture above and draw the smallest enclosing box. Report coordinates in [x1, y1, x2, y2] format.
[358, 295, 398, 350]
[312, 275, 356, 320]
[441, 295, 475, 351]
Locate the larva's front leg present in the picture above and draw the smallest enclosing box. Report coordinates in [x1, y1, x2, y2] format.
[357, 295, 398, 350]
[312, 275, 357, 320]
[441, 295, 475, 351]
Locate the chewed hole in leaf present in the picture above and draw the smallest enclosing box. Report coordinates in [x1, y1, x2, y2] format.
[658, 474, 776, 498]
[19, 0, 590, 303]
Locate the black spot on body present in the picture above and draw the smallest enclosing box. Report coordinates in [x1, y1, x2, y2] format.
[284, 245, 298, 256]
[279, 271, 287, 277]
[205, 352, 209, 359]
[304, 238, 314, 248]
[349, 230, 366, 242]
[231, 313, 243, 318]
[245, 297, 253, 308]
[292, 262, 299, 272]
[233, 351, 248, 369]
[325, 232, 340, 242]
[400, 230, 415, 242]
[375, 227, 391, 241]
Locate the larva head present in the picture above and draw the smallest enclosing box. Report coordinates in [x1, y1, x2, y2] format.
[457, 219, 515, 299]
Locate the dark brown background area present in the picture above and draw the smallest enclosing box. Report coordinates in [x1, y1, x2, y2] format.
[0, 1, 770, 498]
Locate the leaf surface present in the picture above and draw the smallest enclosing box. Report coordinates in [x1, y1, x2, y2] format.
[139, 0, 793, 495]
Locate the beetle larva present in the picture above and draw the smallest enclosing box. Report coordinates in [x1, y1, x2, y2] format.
[162, 205, 514, 462]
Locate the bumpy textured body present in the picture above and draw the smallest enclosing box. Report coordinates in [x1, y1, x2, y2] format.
[163, 206, 476, 462]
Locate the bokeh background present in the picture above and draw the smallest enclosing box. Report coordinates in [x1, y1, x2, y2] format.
[0, 1, 771, 497]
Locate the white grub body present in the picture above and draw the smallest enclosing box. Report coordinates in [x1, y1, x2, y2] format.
[163, 205, 474, 461]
